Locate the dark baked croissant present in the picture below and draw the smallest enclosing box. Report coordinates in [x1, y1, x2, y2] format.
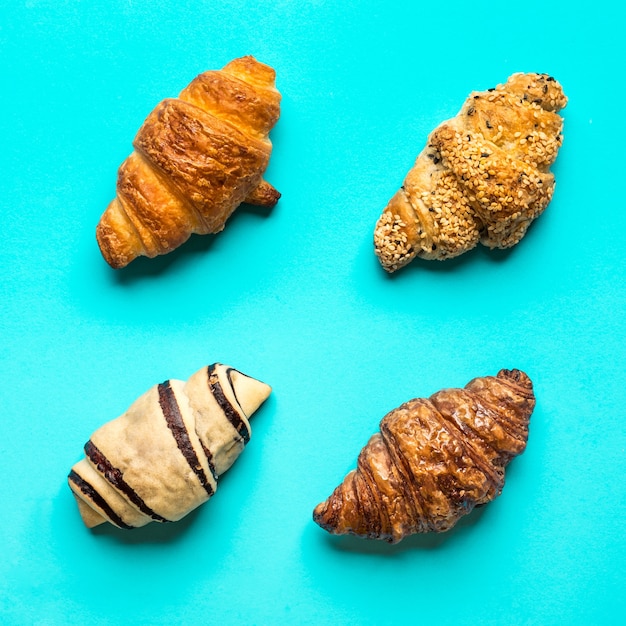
[313, 369, 535, 543]
[68, 364, 271, 529]
[374, 73, 567, 271]
[96, 56, 281, 268]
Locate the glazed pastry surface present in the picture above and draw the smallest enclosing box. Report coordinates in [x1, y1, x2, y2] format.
[313, 369, 535, 542]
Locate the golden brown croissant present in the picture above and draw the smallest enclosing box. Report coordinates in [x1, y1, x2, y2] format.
[68, 364, 271, 529]
[313, 369, 535, 543]
[96, 56, 281, 268]
[374, 73, 567, 271]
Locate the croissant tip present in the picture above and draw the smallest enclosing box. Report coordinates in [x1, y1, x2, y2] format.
[68, 478, 107, 528]
[228, 368, 272, 417]
[259, 187, 281, 209]
[312, 501, 335, 532]
[497, 368, 533, 389]
[96, 221, 136, 269]
[312, 503, 323, 522]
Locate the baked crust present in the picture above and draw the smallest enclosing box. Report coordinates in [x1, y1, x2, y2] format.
[68, 364, 271, 529]
[374, 73, 567, 271]
[313, 369, 535, 542]
[96, 56, 281, 268]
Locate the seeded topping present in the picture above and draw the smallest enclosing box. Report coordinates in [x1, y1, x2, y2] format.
[430, 125, 555, 248]
[502, 72, 568, 112]
[461, 89, 564, 171]
[374, 210, 415, 272]
[415, 169, 481, 259]
[374, 72, 566, 269]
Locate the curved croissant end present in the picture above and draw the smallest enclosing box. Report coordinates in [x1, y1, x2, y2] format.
[96, 56, 282, 268]
[68, 364, 271, 529]
[374, 73, 567, 272]
[313, 369, 535, 543]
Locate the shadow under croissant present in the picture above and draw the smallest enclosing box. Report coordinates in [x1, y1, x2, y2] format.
[381, 244, 519, 280]
[87, 464, 249, 545]
[380, 217, 554, 280]
[105, 202, 275, 283]
[317, 504, 489, 555]
[90, 504, 203, 545]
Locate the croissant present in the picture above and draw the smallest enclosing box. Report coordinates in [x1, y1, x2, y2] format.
[313, 369, 535, 543]
[374, 73, 567, 271]
[96, 56, 281, 268]
[68, 364, 271, 529]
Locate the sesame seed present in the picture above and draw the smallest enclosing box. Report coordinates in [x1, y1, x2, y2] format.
[374, 72, 566, 270]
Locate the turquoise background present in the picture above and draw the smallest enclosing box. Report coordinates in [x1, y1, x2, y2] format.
[1, 1, 624, 624]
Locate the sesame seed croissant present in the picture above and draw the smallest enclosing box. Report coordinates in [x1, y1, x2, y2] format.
[68, 364, 271, 529]
[96, 56, 281, 268]
[313, 369, 535, 543]
[374, 73, 567, 271]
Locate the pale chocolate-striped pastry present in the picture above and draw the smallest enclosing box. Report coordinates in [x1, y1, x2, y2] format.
[68, 364, 271, 529]
[313, 369, 535, 542]
[374, 73, 567, 271]
[96, 55, 281, 268]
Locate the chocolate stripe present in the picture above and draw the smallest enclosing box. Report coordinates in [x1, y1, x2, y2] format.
[225, 367, 243, 408]
[200, 440, 219, 482]
[68, 469, 133, 530]
[158, 381, 214, 497]
[208, 364, 250, 444]
[85, 440, 170, 523]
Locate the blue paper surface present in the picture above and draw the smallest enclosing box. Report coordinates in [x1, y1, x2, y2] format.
[1, 1, 624, 624]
